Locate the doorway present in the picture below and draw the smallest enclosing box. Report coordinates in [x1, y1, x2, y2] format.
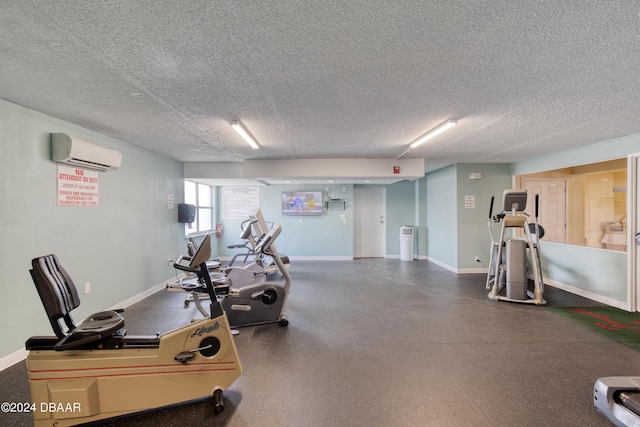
[522, 178, 567, 243]
[353, 187, 385, 258]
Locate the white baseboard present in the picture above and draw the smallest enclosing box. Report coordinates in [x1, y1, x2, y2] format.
[0, 349, 29, 371]
[1, 277, 176, 372]
[221, 255, 354, 261]
[421, 257, 487, 274]
[457, 267, 487, 274]
[106, 282, 167, 311]
[288, 256, 353, 261]
[543, 278, 628, 310]
[424, 257, 457, 273]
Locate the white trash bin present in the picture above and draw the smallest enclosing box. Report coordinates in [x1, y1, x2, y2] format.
[399, 225, 414, 261]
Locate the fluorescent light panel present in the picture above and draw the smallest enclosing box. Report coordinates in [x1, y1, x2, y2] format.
[231, 121, 260, 149]
[409, 119, 457, 149]
[395, 150, 410, 160]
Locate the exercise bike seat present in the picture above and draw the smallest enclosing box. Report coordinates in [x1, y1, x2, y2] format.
[29, 254, 125, 351]
[180, 275, 231, 295]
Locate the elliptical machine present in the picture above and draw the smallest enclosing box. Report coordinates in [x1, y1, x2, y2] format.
[485, 189, 546, 305]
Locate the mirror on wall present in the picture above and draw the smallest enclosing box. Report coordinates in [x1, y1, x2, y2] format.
[516, 158, 627, 251]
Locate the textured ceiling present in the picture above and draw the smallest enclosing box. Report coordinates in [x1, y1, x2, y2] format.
[2, 1, 640, 173]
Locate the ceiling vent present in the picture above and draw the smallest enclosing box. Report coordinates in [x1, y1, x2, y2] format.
[51, 133, 122, 171]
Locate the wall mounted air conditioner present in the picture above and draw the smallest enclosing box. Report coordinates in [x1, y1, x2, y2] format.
[51, 133, 122, 171]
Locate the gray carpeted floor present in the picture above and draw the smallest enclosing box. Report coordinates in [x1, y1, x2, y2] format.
[0, 259, 629, 426]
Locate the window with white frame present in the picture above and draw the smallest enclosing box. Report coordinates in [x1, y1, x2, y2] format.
[184, 180, 215, 234]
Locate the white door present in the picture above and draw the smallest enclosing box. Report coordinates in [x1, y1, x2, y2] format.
[522, 179, 567, 243]
[353, 188, 385, 258]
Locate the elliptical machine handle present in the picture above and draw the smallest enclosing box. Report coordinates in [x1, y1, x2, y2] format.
[488, 196, 494, 219]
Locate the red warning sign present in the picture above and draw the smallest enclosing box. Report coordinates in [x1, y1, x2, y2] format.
[57, 165, 99, 206]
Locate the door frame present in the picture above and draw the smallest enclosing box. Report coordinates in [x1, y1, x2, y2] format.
[628, 152, 640, 311]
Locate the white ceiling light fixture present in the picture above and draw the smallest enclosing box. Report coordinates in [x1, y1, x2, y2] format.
[395, 150, 410, 160]
[409, 119, 457, 149]
[231, 120, 260, 149]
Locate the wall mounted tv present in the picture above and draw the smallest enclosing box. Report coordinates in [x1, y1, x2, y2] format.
[282, 191, 323, 215]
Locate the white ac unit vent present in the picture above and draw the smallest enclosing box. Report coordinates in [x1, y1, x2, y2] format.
[51, 133, 122, 171]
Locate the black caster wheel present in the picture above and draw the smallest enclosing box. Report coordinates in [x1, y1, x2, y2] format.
[278, 318, 289, 327]
[212, 388, 224, 414]
[184, 299, 190, 307]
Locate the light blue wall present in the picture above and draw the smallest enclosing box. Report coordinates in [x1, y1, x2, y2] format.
[415, 178, 428, 258]
[541, 242, 627, 302]
[425, 165, 458, 267]
[214, 184, 354, 258]
[456, 164, 512, 268]
[423, 164, 511, 270]
[212, 181, 416, 259]
[511, 133, 640, 305]
[385, 181, 415, 256]
[513, 132, 640, 175]
[0, 100, 185, 360]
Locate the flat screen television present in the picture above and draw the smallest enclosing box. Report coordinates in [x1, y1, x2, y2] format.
[282, 191, 323, 215]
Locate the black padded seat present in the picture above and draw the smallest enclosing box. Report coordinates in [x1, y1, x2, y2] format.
[65, 310, 122, 333]
[29, 254, 125, 351]
[181, 276, 231, 295]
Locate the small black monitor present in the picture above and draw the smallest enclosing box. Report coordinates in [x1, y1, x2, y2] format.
[502, 190, 527, 212]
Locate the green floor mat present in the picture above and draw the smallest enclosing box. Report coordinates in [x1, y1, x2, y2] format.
[546, 306, 640, 351]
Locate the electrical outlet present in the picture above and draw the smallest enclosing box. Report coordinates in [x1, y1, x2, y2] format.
[168, 259, 174, 266]
[84, 282, 91, 294]
[474, 256, 481, 263]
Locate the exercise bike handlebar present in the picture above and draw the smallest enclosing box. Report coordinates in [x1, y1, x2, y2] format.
[173, 255, 199, 274]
